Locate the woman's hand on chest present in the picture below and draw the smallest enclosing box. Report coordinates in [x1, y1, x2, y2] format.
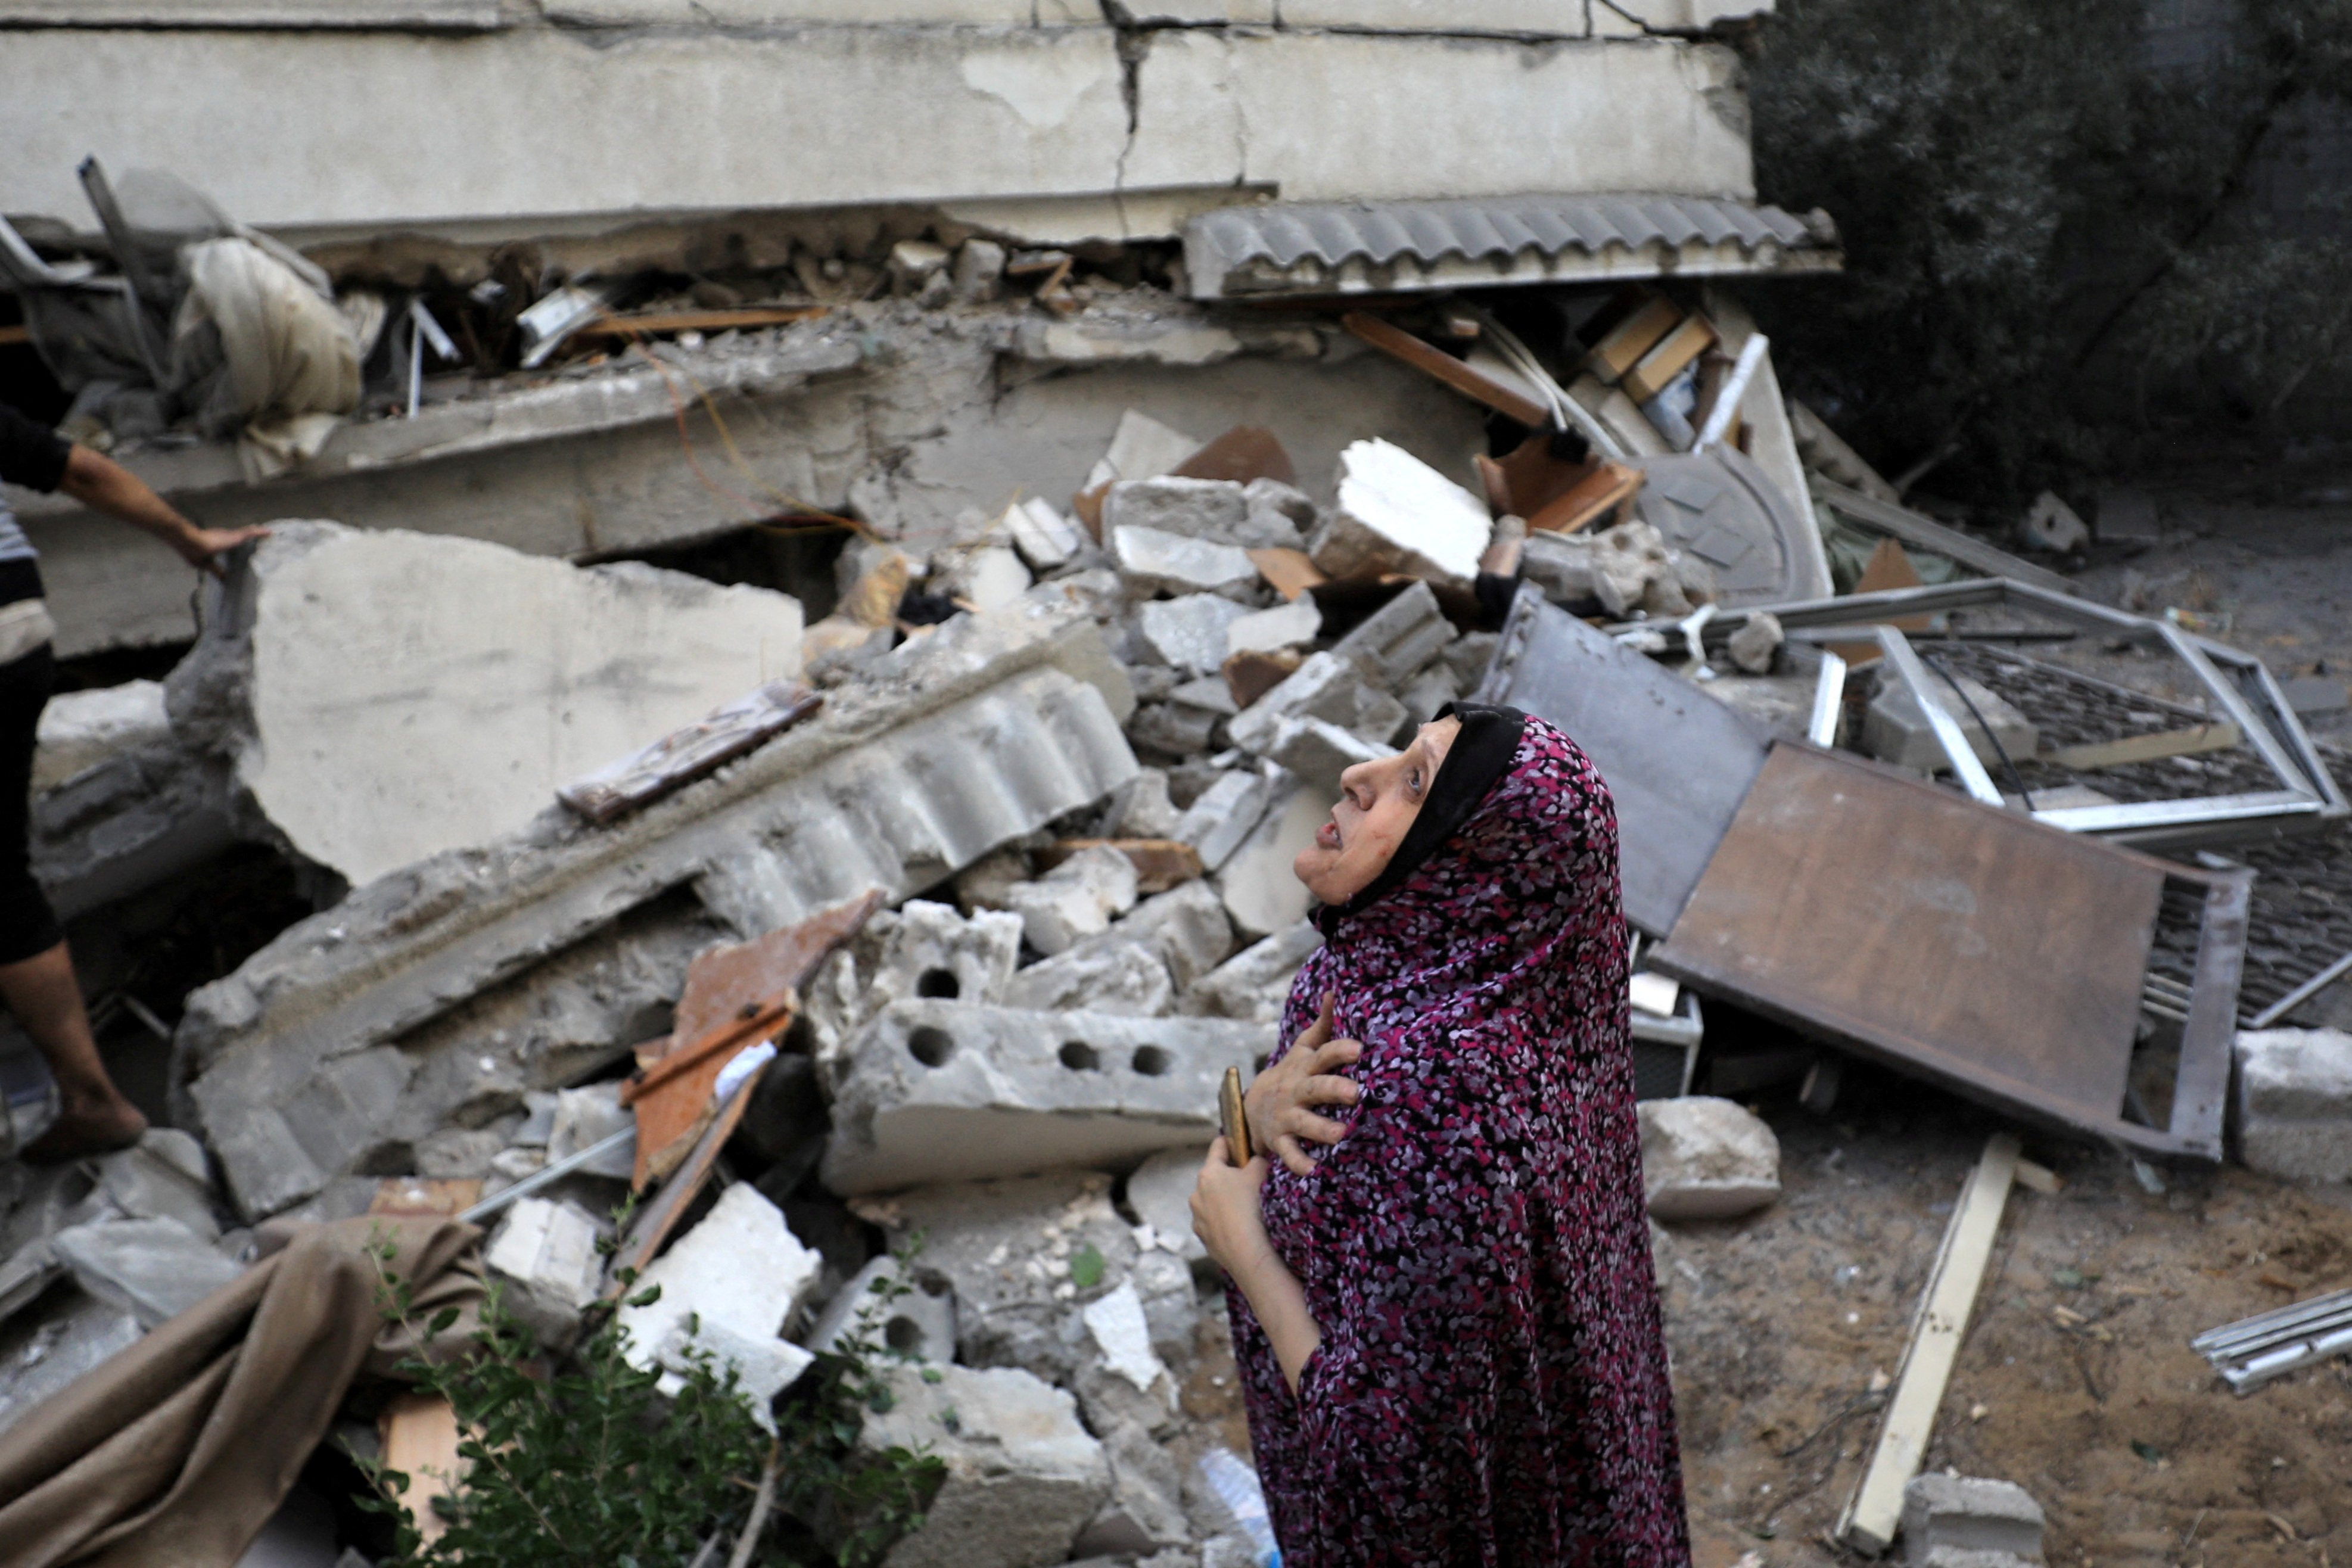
[1246, 991, 1365, 1178]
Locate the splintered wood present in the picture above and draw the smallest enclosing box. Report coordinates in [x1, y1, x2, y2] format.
[622, 888, 883, 1187]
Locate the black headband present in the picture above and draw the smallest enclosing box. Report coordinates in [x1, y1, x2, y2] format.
[1321, 701, 1529, 928]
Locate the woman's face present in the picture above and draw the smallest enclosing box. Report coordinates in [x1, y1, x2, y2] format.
[1292, 715, 1462, 906]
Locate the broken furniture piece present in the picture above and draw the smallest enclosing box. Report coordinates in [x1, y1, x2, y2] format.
[1473, 590, 1770, 935]
[2194, 1286, 2352, 1394]
[1836, 1133, 2023, 1554]
[1710, 577, 2348, 850]
[1648, 743, 2248, 1161]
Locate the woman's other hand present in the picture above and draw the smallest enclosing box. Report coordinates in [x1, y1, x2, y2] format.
[1191, 1136, 1274, 1275]
[1246, 991, 1362, 1177]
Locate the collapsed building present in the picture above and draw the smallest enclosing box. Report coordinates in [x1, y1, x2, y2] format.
[7, 5, 2352, 1567]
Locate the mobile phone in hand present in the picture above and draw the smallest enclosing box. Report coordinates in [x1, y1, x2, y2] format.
[1219, 1065, 1252, 1166]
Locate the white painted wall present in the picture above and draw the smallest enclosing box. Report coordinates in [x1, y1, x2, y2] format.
[0, 20, 1754, 243]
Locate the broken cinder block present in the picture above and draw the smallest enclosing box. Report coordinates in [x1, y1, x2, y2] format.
[805, 1254, 957, 1363]
[1900, 1474, 2046, 1567]
[1112, 527, 1258, 596]
[1331, 580, 1455, 689]
[1637, 1096, 1781, 1220]
[1308, 439, 1491, 586]
[2234, 1026, 2352, 1183]
[1183, 921, 1322, 1023]
[1267, 715, 1390, 795]
[822, 1001, 1267, 1194]
[484, 1196, 602, 1346]
[616, 1183, 821, 1418]
[1000, 845, 1140, 956]
[1226, 651, 1408, 758]
[858, 1362, 1111, 1568]
[1135, 595, 1254, 675]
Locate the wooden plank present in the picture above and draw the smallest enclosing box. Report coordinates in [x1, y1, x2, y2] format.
[2044, 721, 2241, 771]
[379, 1391, 465, 1545]
[1650, 744, 2164, 1138]
[1526, 461, 1641, 535]
[1837, 1133, 2021, 1553]
[1246, 546, 1327, 602]
[1812, 478, 2077, 596]
[1585, 294, 1682, 383]
[1340, 312, 1550, 428]
[368, 1178, 483, 1219]
[1621, 313, 1719, 403]
[577, 306, 825, 337]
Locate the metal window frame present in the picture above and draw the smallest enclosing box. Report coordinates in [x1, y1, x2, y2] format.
[1717, 579, 2345, 847]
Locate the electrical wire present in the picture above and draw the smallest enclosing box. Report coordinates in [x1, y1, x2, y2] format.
[1918, 647, 2034, 810]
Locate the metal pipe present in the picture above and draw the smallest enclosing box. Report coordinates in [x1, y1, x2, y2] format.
[2249, 947, 2352, 1030]
[459, 1126, 636, 1226]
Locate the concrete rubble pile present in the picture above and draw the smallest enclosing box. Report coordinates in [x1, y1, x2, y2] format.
[11, 254, 2352, 1568]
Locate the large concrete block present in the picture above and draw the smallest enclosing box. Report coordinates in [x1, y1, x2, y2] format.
[806, 900, 1027, 1081]
[1224, 596, 1322, 659]
[1862, 671, 2038, 775]
[179, 604, 1137, 1219]
[1113, 880, 1238, 990]
[1112, 527, 1258, 596]
[861, 1362, 1111, 1568]
[1072, 1415, 1192, 1558]
[1638, 1097, 1780, 1220]
[1900, 1474, 2045, 1566]
[823, 1001, 1268, 1193]
[1307, 440, 1491, 586]
[805, 1255, 958, 1362]
[867, 1170, 1193, 1380]
[1265, 714, 1389, 794]
[1173, 769, 1275, 873]
[51, 1217, 245, 1329]
[2235, 1027, 2352, 1182]
[1225, 651, 1407, 756]
[1104, 478, 1249, 545]
[167, 522, 806, 887]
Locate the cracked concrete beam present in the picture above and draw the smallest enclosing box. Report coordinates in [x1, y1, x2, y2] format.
[0, 0, 503, 24]
[176, 601, 1137, 1219]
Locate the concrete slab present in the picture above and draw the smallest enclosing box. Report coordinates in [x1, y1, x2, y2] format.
[169, 522, 805, 887]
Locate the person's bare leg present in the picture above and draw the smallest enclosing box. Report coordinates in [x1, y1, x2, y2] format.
[0, 939, 146, 1159]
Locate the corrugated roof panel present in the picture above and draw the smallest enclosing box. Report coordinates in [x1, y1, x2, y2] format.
[1184, 192, 1837, 298]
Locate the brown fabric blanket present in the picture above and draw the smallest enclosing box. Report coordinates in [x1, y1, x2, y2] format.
[0, 1215, 482, 1568]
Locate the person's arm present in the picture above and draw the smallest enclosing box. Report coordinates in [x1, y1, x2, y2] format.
[1243, 991, 1363, 1178]
[1191, 1139, 1322, 1393]
[58, 446, 268, 575]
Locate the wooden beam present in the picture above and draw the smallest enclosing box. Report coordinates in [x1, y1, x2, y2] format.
[577, 306, 825, 337]
[1341, 312, 1550, 428]
[1837, 1132, 2022, 1554]
[2044, 722, 2241, 771]
[1812, 479, 2076, 597]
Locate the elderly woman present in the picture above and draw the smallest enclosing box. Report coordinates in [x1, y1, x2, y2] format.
[1190, 702, 1689, 1567]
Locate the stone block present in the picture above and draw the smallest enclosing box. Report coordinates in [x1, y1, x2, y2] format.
[1267, 715, 1390, 794]
[1105, 768, 1184, 840]
[166, 521, 807, 887]
[1224, 597, 1323, 659]
[1638, 1097, 1781, 1221]
[1395, 661, 1461, 733]
[1112, 527, 1258, 596]
[806, 899, 1026, 1074]
[1308, 439, 1491, 585]
[33, 679, 170, 794]
[1004, 498, 1083, 573]
[89, 1129, 218, 1242]
[1002, 938, 1176, 1018]
[617, 1183, 822, 1407]
[1331, 580, 1454, 689]
[868, 1171, 1193, 1381]
[1901, 1474, 2046, 1566]
[1183, 922, 1322, 1023]
[1863, 672, 2039, 774]
[1000, 845, 1140, 956]
[1135, 594, 1254, 674]
[822, 1001, 1268, 1194]
[1242, 478, 1317, 550]
[1226, 651, 1408, 757]
[805, 1254, 958, 1362]
[484, 1196, 603, 1345]
[2235, 1027, 2352, 1182]
[1171, 672, 1239, 718]
[1104, 477, 1250, 545]
[1727, 611, 1782, 675]
[547, 1083, 636, 1178]
[1073, 1417, 1192, 1558]
[860, 1363, 1110, 1568]
[1174, 769, 1274, 873]
[51, 1217, 245, 1329]
[1216, 782, 1325, 939]
[1520, 525, 1659, 617]
[1125, 700, 1222, 758]
[1124, 1145, 1209, 1265]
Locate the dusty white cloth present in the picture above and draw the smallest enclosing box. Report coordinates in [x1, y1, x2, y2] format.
[174, 238, 360, 481]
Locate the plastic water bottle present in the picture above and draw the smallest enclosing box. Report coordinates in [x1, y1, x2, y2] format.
[1198, 1445, 1281, 1567]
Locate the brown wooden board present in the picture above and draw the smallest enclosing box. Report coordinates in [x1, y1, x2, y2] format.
[1651, 743, 2169, 1143]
